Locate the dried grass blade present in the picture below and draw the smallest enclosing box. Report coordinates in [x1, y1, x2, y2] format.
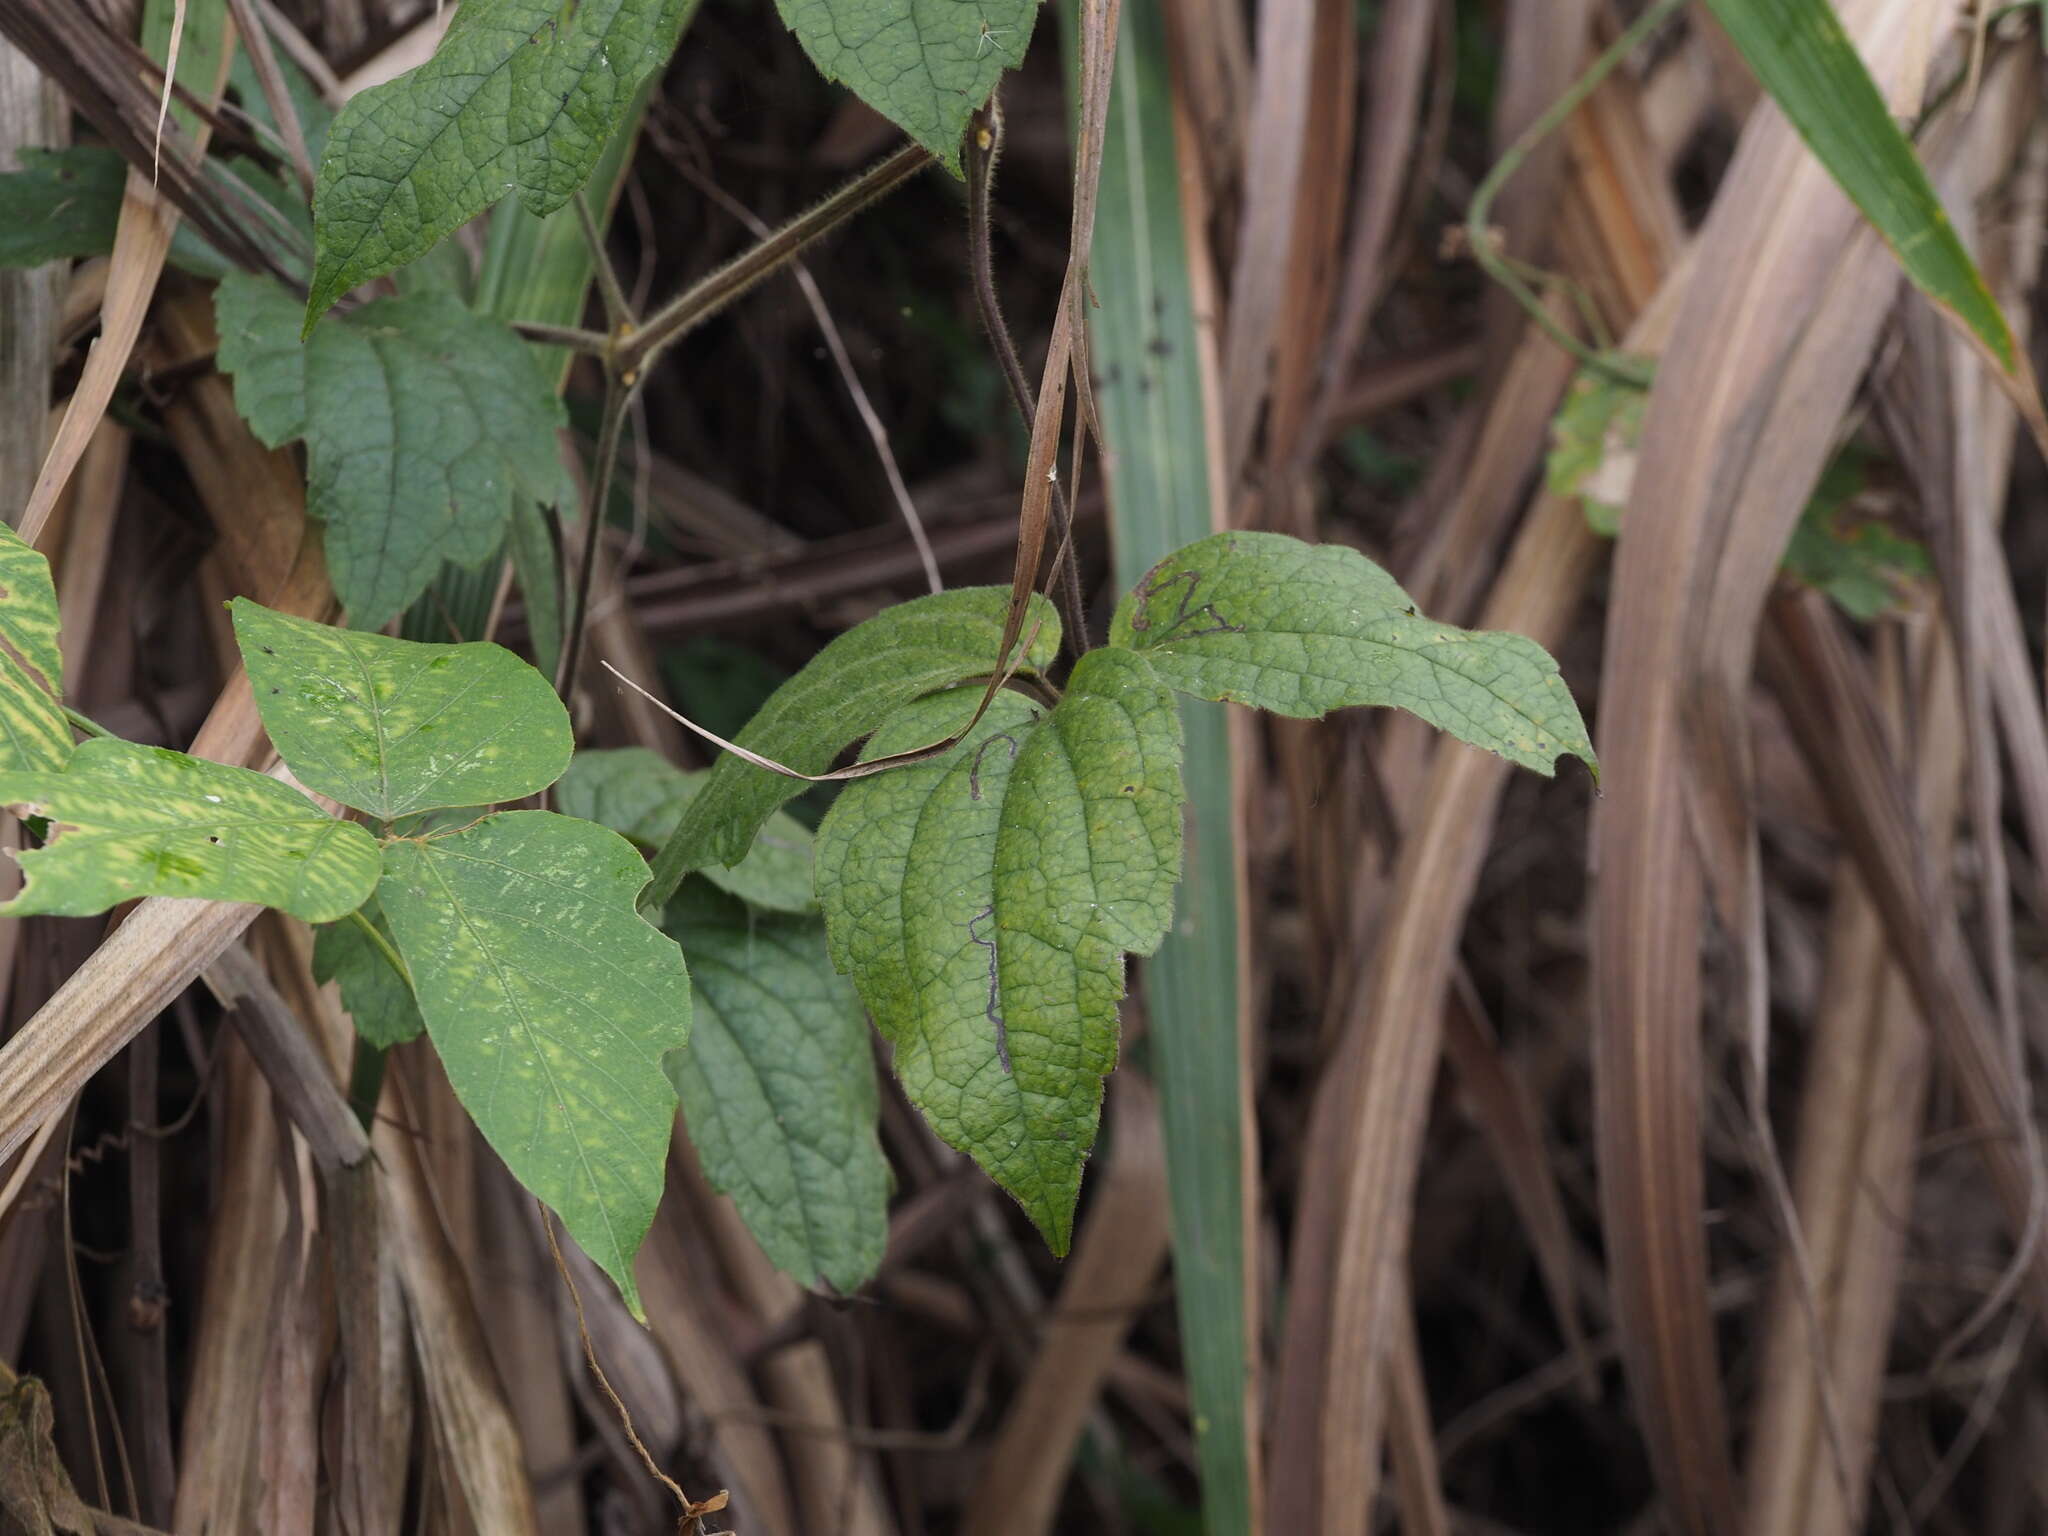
[1745, 633, 1944, 1536]
[18, 0, 234, 546]
[960, 1077, 1169, 1536]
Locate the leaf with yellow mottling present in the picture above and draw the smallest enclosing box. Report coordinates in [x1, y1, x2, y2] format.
[233, 600, 572, 822]
[0, 738, 380, 921]
[0, 520, 70, 773]
[378, 810, 690, 1316]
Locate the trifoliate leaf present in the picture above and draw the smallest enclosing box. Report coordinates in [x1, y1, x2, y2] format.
[774, 0, 1041, 172]
[667, 587, 1061, 874]
[1109, 532, 1596, 780]
[663, 881, 886, 1290]
[557, 748, 815, 914]
[232, 600, 572, 822]
[378, 811, 691, 1317]
[214, 272, 569, 629]
[815, 652, 1183, 1252]
[306, 0, 692, 324]
[313, 895, 424, 1047]
[0, 520, 71, 773]
[0, 739, 379, 921]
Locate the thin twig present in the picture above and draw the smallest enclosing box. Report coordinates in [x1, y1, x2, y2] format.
[671, 158, 942, 594]
[1464, 0, 1681, 385]
[540, 1205, 728, 1533]
[966, 100, 1089, 651]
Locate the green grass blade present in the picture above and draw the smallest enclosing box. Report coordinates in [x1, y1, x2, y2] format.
[1067, 1, 1258, 1527]
[1703, 0, 2015, 371]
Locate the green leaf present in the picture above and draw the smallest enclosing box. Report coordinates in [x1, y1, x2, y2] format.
[1781, 445, 1928, 622]
[214, 273, 569, 629]
[661, 587, 1061, 877]
[378, 811, 690, 1316]
[314, 896, 424, 1047]
[774, 0, 1041, 172]
[816, 651, 1183, 1251]
[1702, 0, 2014, 372]
[1108, 531, 1596, 780]
[663, 881, 886, 1290]
[0, 519, 71, 774]
[557, 748, 816, 914]
[231, 600, 573, 822]
[1546, 362, 1647, 537]
[0, 738, 379, 921]
[306, 0, 690, 324]
[0, 148, 125, 270]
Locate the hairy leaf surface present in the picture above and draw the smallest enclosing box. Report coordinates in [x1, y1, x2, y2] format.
[306, 0, 690, 321]
[0, 739, 379, 921]
[1109, 532, 1596, 778]
[774, 0, 1040, 171]
[215, 273, 569, 628]
[314, 896, 424, 1047]
[0, 520, 70, 773]
[664, 882, 886, 1290]
[815, 656, 1182, 1251]
[668, 587, 1060, 874]
[233, 601, 573, 822]
[558, 748, 815, 913]
[379, 811, 690, 1316]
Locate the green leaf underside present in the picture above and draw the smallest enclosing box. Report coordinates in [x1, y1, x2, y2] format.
[1109, 532, 1596, 779]
[1702, 0, 2012, 372]
[215, 274, 569, 629]
[314, 895, 424, 1047]
[557, 748, 815, 914]
[0, 739, 379, 921]
[773, 0, 1041, 172]
[816, 659, 1183, 1252]
[306, 0, 689, 323]
[663, 882, 886, 1291]
[378, 811, 690, 1317]
[233, 601, 573, 823]
[0, 520, 71, 773]
[669, 587, 1061, 873]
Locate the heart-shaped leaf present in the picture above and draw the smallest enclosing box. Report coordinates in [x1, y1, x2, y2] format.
[233, 601, 572, 822]
[815, 649, 1182, 1250]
